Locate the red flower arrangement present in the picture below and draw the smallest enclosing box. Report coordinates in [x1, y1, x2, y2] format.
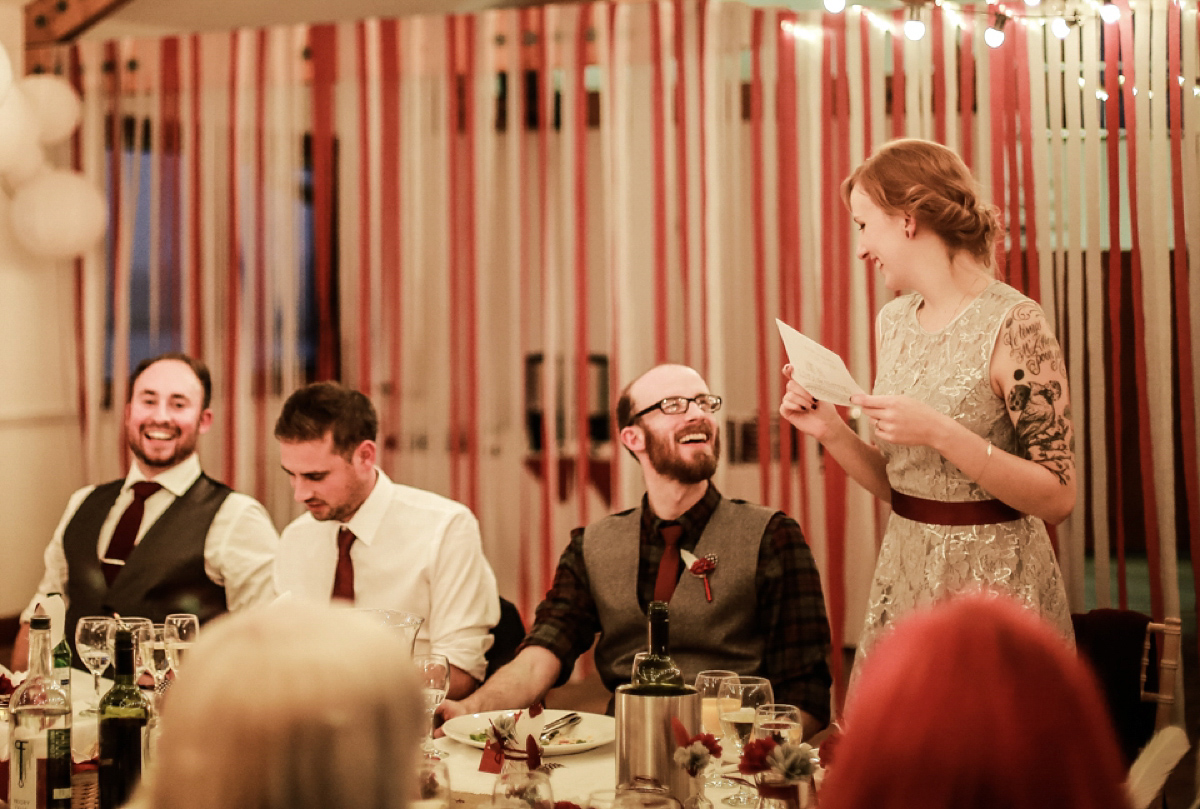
[671, 717, 723, 777]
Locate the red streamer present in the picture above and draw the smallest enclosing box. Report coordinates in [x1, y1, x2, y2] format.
[309, 25, 338, 381]
[224, 30, 243, 486]
[749, 10, 771, 504]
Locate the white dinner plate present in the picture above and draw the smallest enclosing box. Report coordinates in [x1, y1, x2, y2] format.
[442, 709, 615, 755]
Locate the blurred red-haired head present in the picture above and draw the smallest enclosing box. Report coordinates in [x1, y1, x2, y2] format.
[820, 594, 1131, 809]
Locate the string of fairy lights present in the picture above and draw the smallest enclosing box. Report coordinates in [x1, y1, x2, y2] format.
[777, 0, 1200, 100]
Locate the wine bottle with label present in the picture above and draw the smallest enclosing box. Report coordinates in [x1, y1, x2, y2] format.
[630, 600, 686, 692]
[7, 614, 73, 809]
[98, 627, 151, 809]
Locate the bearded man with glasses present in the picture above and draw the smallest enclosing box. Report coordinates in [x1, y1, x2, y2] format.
[442, 364, 832, 739]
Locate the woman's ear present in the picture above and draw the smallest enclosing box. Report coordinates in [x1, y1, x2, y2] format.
[904, 216, 916, 238]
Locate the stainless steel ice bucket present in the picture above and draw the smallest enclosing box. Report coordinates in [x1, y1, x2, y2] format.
[615, 684, 701, 802]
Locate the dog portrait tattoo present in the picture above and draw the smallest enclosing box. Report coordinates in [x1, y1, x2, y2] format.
[1008, 377, 1073, 485]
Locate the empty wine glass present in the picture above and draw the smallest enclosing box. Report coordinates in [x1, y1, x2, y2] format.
[75, 615, 114, 715]
[716, 676, 774, 807]
[165, 613, 199, 672]
[414, 653, 450, 760]
[694, 670, 737, 788]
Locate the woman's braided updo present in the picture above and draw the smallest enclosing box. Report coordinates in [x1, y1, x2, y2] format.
[840, 138, 1001, 269]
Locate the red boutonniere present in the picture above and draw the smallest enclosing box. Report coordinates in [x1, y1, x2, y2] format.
[681, 549, 717, 601]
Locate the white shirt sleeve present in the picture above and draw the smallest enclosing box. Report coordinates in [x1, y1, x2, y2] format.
[202, 492, 280, 611]
[425, 510, 501, 682]
[20, 485, 97, 624]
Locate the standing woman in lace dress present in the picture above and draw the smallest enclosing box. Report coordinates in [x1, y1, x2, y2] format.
[779, 138, 1075, 670]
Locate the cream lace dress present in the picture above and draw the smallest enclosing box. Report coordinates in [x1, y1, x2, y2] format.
[855, 281, 1074, 670]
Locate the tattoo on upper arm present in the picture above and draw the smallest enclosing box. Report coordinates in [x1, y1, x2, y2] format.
[1000, 306, 1064, 376]
[1003, 306, 1075, 486]
[1007, 379, 1073, 485]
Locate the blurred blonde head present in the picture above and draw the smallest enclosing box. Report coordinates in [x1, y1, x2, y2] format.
[146, 603, 422, 809]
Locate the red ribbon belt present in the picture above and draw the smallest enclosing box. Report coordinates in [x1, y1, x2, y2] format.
[889, 488, 1021, 526]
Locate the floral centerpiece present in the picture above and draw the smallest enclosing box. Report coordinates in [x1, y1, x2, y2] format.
[671, 718, 722, 809]
[738, 737, 819, 809]
[486, 713, 543, 771]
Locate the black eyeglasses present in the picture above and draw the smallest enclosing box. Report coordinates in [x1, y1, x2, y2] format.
[630, 394, 723, 423]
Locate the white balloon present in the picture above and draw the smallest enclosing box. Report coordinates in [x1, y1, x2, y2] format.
[0, 189, 47, 271]
[19, 75, 82, 145]
[2, 143, 46, 190]
[0, 89, 42, 176]
[9, 170, 108, 259]
[0, 42, 12, 107]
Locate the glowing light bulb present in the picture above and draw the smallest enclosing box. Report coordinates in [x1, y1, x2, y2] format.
[984, 26, 1006, 47]
[824, 0, 847, 13]
[1099, 1, 1121, 23]
[904, 6, 926, 41]
[1050, 16, 1072, 37]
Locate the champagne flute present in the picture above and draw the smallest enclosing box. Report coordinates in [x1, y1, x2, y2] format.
[717, 675, 774, 807]
[165, 613, 199, 672]
[694, 670, 737, 788]
[75, 615, 114, 715]
[414, 653, 450, 760]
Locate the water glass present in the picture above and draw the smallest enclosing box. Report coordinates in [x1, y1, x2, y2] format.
[694, 670, 737, 788]
[751, 704, 803, 745]
[716, 676, 773, 807]
[414, 653, 450, 760]
[164, 613, 199, 672]
[588, 789, 619, 809]
[75, 615, 114, 715]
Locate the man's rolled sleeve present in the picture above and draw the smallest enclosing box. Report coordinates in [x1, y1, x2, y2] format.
[519, 528, 601, 688]
[758, 513, 833, 726]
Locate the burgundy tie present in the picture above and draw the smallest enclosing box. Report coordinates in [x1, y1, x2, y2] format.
[102, 481, 163, 585]
[653, 523, 683, 603]
[331, 526, 356, 603]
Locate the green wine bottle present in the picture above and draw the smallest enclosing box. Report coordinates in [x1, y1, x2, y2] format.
[7, 614, 73, 809]
[98, 627, 151, 809]
[630, 601, 686, 693]
[47, 594, 72, 698]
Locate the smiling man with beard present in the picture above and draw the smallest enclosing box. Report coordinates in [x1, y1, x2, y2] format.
[443, 364, 833, 737]
[12, 353, 279, 669]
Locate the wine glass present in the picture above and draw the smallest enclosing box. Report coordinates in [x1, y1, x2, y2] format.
[491, 768, 553, 809]
[717, 676, 774, 807]
[412, 757, 452, 809]
[139, 624, 172, 702]
[751, 704, 803, 745]
[165, 613, 199, 672]
[694, 670, 737, 788]
[414, 653, 450, 760]
[75, 616, 114, 715]
[115, 617, 152, 683]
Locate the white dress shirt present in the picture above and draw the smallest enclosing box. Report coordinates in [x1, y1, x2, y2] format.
[274, 468, 500, 682]
[22, 453, 279, 622]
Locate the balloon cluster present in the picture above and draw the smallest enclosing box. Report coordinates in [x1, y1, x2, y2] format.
[0, 41, 107, 260]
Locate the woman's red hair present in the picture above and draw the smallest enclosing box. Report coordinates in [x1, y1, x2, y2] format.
[820, 594, 1132, 809]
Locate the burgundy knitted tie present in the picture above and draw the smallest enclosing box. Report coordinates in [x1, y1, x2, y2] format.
[653, 523, 683, 603]
[102, 481, 163, 585]
[331, 526, 357, 603]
